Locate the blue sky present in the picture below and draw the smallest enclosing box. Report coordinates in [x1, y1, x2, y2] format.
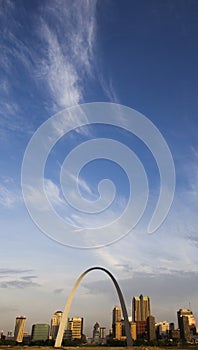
[0, 0, 198, 337]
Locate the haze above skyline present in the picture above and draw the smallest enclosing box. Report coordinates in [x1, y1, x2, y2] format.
[0, 0, 198, 336]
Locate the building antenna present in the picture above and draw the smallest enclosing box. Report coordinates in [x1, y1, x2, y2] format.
[189, 301, 191, 310]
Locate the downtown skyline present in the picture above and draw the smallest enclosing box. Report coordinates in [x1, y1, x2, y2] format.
[0, 0, 198, 338]
[1, 293, 197, 339]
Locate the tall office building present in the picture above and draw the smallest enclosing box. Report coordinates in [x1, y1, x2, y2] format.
[92, 323, 106, 344]
[93, 322, 100, 344]
[100, 327, 106, 343]
[178, 315, 190, 341]
[112, 306, 121, 324]
[132, 297, 141, 322]
[31, 323, 50, 341]
[140, 295, 150, 321]
[112, 306, 122, 338]
[132, 294, 151, 322]
[177, 309, 195, 340]
[67, 317, 83, 340]
[177, 309, 196, 328]
[146, 315, 156, 341]
[14, 316, 26, 343]
[51, 310, 63, 340]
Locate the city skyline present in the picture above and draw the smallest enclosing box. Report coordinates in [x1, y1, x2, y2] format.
[0, 0, 198, 338]
[2, 296, 197, 339]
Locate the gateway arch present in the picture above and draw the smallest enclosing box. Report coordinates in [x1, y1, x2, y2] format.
[55, 266, 133, 347]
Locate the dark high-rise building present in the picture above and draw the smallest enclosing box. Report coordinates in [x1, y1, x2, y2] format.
[178, 316, 190, 340]
[132, 294, 151, 322]
[169, 322, 175, 331]
[179, 308, 196, 335]
[132, 297, 141, 322]
[136, 321, 147, 339]
[146, 315, 156, 341]
[177, 309, 194, 341]
[31, 324, 50, 342]
[177, 309, 196, 327]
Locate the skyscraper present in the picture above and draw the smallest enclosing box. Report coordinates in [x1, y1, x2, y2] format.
[132, 294, 151, 322]
[51, 311, 63, 340]
[14, 316, 26, 343]
[177, 309, 195, 340]
[67, 317, 83, 340]
[92, 323, 106, 344]
[31, 324, 50, 341]
[178, 315, 190, 341]
[100, 327, 106, 344]
[92, 322, 100, 344]
[146, 315, 156, 341]
[132, 297, 141, 322]
[177, 309, 196, 328]
[112, 306, 121, 324]
[140, 294, 150, 321]
[112, 306, 122, 338]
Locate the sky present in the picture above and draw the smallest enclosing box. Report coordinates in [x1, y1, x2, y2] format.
[0, 0, 198, 338]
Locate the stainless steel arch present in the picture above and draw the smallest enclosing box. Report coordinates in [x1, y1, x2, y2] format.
[54, 266, 133, 347]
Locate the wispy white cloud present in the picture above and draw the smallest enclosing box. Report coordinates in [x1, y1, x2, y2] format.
[38, 22, 82, 110]
[44, 178, 64, 206]
[0, 101, 19, 125]
[0, 7, 37, 135]
[0, 0, 118, 142]
[0, 0, 98, 136]
[84, 146, 198, 278]
[66, 171, 93, 197]
[43, 0, 96, 74]
[98, 73, 120, 103]
[25, 174, 126, 229]
[24, 180, 65, 213]
[89, 187, 198, 278]
[0, 179, 21, 208]
[35, 0, 97, 111]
